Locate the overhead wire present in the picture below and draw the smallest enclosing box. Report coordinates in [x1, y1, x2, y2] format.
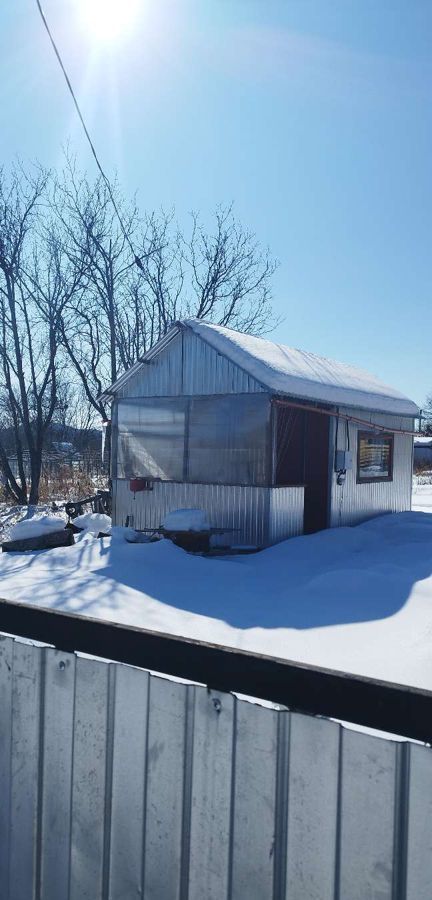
[34, 0, 144, 271]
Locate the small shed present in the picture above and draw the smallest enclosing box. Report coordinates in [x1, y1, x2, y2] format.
[100, 319, 418, 548]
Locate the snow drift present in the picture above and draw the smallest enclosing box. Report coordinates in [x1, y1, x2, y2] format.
[72, 512, 112, 534]
[9, 514, 66, 541]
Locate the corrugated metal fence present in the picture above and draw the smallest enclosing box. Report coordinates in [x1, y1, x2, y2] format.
[1, 636, 432, 900]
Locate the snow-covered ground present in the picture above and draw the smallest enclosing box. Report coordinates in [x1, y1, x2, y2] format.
[1, 483, 432, 690]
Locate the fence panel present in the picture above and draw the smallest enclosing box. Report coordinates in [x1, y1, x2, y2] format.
[9, 640, 42, 900]
[1, 634, 432, 900]
[338, 728, 397, 900]
[0, 637, 13, 892]
[39, 648, 76, 900]
[108, 664, 149, 900]
[406, 744, 432, 899]
[143, 676, 187, 900]
[187, 686, 235, 900]
[230, 700, 279, 899]
[285, 713, 340, 900]
[69, 657, 110, 900]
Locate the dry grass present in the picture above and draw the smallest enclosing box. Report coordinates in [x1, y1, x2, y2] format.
[1, 466, 108, 505]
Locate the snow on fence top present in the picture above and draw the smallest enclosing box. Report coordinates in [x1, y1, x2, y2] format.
[185, 319, 419, 417]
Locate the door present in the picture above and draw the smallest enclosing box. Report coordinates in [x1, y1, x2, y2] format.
[303, 410, 330, 533]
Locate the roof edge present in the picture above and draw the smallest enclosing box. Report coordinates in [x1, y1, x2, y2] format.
[98, 324, 182, 402]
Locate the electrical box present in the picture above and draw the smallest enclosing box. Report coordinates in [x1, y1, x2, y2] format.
[335, 450, 353, 471]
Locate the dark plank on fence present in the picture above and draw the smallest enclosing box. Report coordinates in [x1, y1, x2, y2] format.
[0, 598, 430, 743]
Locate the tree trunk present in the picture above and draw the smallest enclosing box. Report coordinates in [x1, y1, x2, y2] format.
[29, 448, 43, 506]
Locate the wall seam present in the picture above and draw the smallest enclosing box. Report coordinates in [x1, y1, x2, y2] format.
[101, 664, 116, 900]
[179, 684, 195, 900]
[34, 648, 46, 900]
[226, 696, 238, 900]
[392, 742, 410, 900]
[333, 725, 344, 900]
[140, 674, 151, 898]
[272, 710, 290, 900]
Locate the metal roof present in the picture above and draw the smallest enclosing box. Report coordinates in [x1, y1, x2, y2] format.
[99, 319, 419, 417]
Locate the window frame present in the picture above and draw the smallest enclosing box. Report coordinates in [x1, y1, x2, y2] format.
[356, 430, 394, 484]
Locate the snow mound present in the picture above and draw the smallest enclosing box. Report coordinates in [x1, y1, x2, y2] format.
[72, 512, 112, 534]
[9, 515, 66, 541]
[162, 508, 210, 532]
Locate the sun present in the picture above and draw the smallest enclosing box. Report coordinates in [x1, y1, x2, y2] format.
[76, 0, 141, 44]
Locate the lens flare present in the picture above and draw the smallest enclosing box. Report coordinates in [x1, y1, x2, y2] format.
[76, 0, 140, 44]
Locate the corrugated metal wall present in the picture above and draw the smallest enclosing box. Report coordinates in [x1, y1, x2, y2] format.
[116, 330, 265, 399]
[330, 410, 414, 527]
[268, 486, 305, 543]
[113, 480, 304, 547]
[181, 330, 265, 395]
[116, 332, 185, 399]
[1, 636, 431, 900]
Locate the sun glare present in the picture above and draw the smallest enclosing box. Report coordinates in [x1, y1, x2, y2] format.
[77, 0, 140, 44]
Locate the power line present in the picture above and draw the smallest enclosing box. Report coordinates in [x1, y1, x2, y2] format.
[34, 0, 144, 271]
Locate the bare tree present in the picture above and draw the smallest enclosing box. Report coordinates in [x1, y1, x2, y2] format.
[183, 205, 277, 334]
[420, 395, 432, 435]
[115, 210, 185, 369]
[0, 156, 278, 505]
[54, 157, 278, 415]
[51, 379, 98, 447]
[129, 205, 279, 356]
[53, 155, 146, 425]
[0, 165, 83, 505]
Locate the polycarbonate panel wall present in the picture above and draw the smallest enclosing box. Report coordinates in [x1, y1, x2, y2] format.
[117, 397, 187, 480]
[330, 410, 414, 527]
[188, 394, 269, 486]
[1, 636, 431, 900]
[116, 393, 270, 487]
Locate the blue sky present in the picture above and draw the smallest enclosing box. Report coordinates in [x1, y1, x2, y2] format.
[2, 0, 431, 407]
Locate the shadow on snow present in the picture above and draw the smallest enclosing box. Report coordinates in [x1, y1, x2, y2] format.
[93, 511, 432, 630]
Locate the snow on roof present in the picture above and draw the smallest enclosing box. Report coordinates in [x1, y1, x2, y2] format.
[184, 319, 419, 417]
[101, 318, 418, 417]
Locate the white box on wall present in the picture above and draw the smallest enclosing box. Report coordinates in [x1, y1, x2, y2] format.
[335, 450, 353, 471]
